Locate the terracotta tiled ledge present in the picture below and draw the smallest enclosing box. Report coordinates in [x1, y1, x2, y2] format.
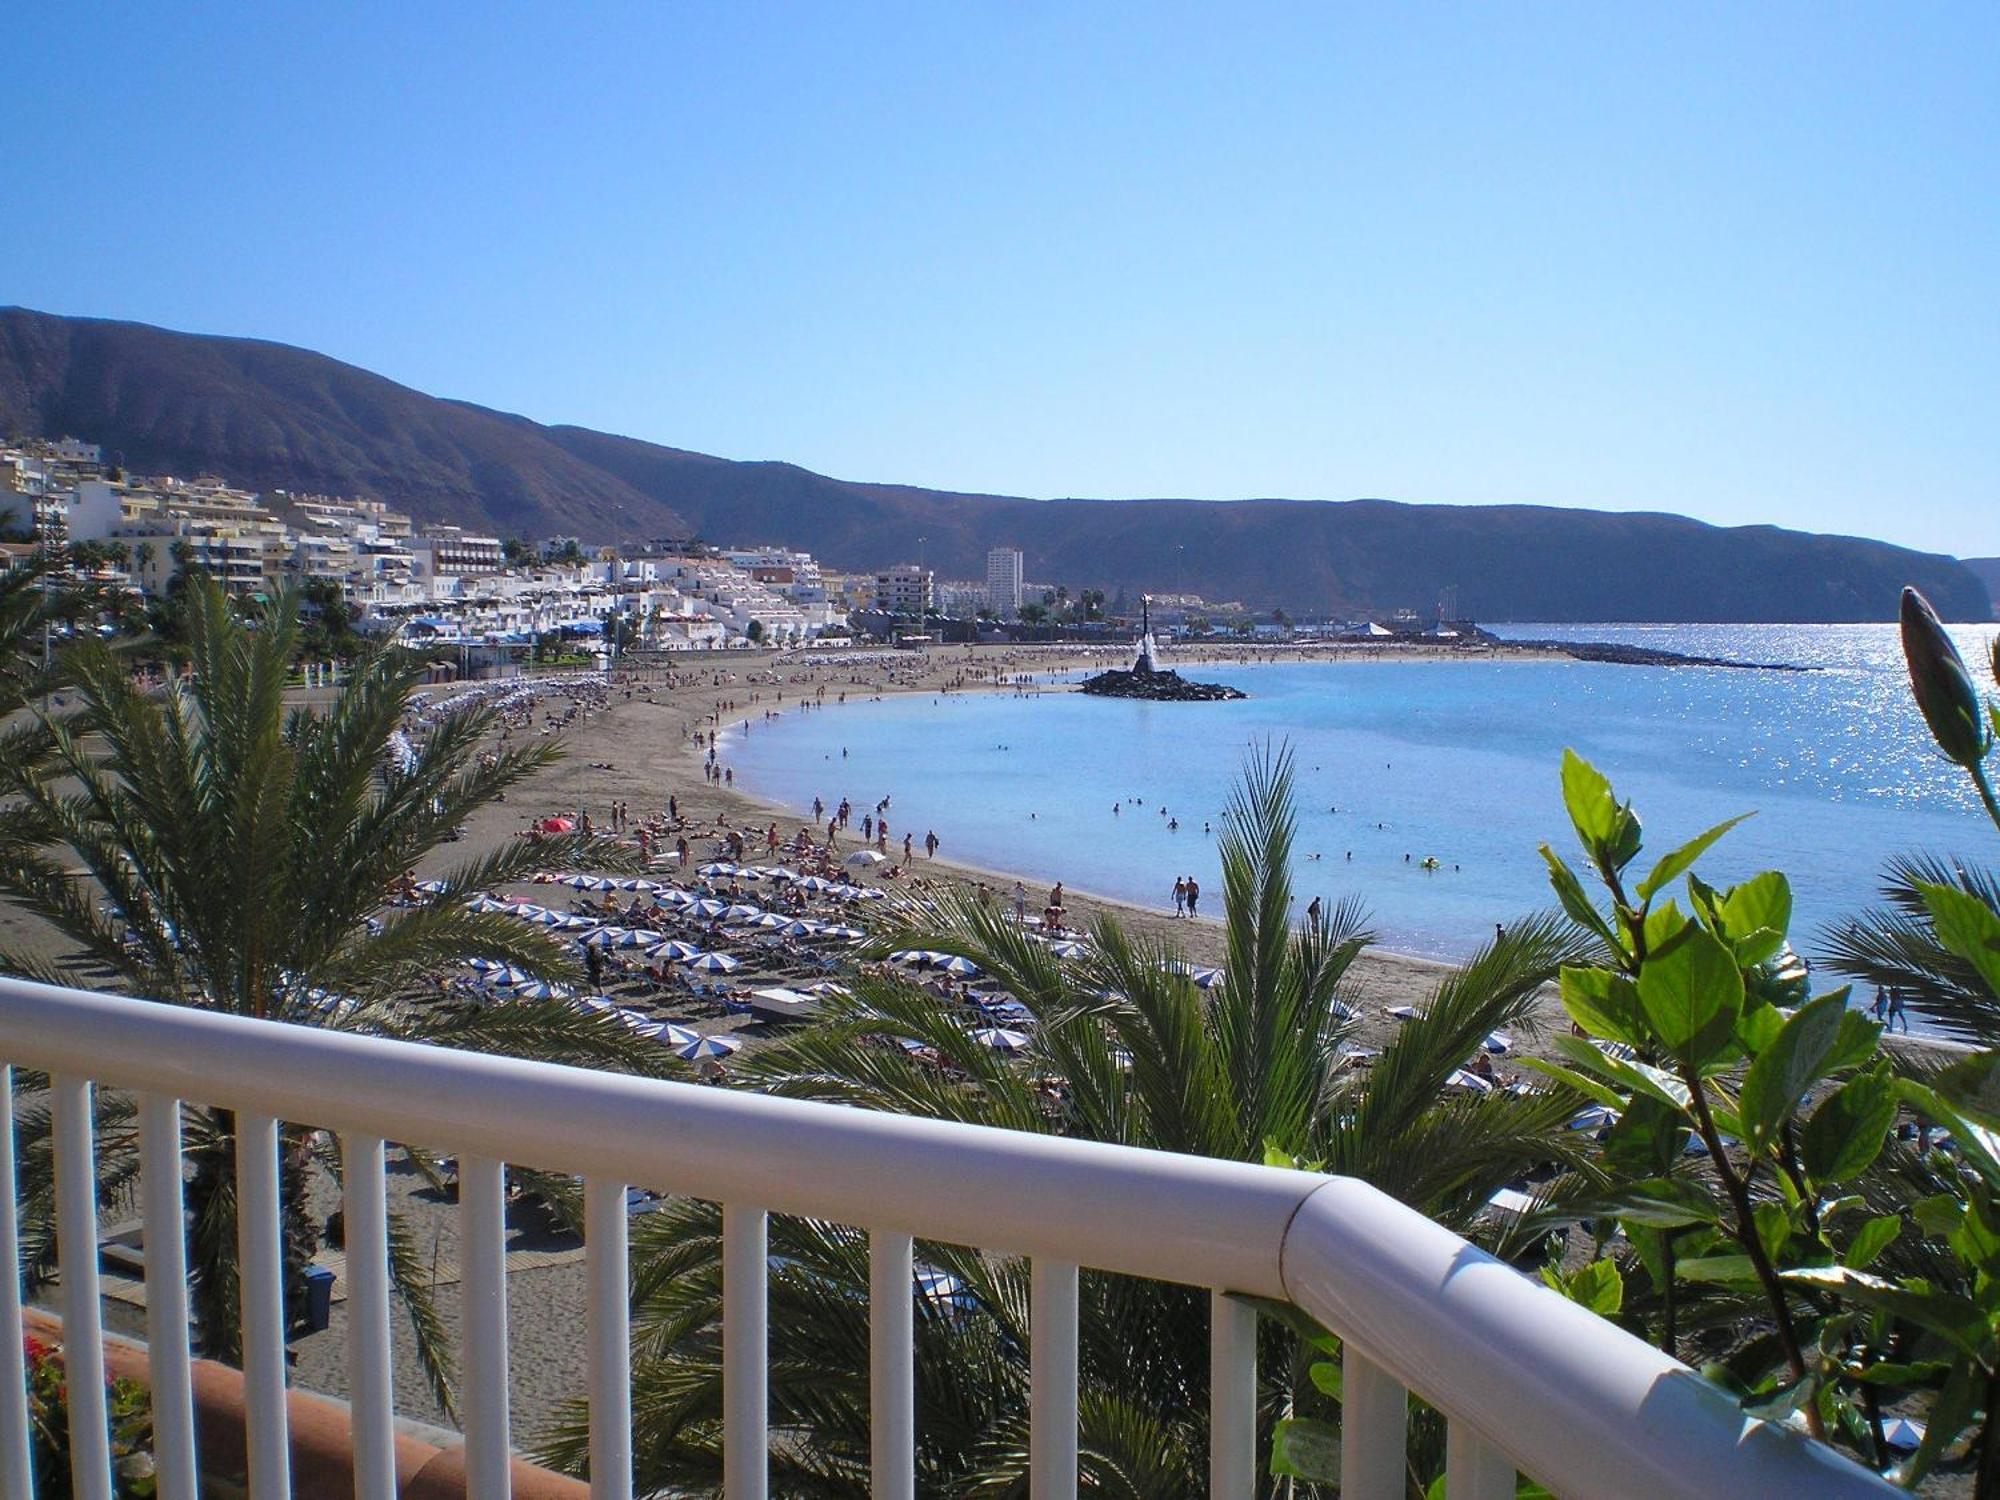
[24, 1309, 589, 1498]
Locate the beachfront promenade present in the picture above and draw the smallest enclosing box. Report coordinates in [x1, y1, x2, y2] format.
[0, 976, 1894, 1498]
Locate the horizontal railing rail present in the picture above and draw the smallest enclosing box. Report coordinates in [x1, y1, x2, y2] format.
[1, 977, 1895, 1499]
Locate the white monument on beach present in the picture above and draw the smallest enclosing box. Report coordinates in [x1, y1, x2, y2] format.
[1135, 595, 1162, 674]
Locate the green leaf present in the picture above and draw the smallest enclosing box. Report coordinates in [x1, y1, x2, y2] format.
[1782, 1267, 1988, 1358]
[1850, 1359, 1950, 1387]
[1738, 992, 1847, 1153]
[1733, 1001, 1786, 1054]
[1743, 1371, 1819, 1424]
[1822, 1008, 1882, 1076]
[1947, 1185, 2000, 1274]
[1800, 1071, 1897, 1183]
[1566, 1257, 1625, 1315]
[1549, 1033, 1692, 1112]
[1558, 966, 1643, 1045]
[1636, 923, 1744, 1066]
[1270, 1417, 1342, 1482]
[1514, 1056, 1625, 1110]
[1717, 872, 1793, 950]
[1893, 1355, 1980, 1488]
[1601, 1095, 1693, 1178]
[1307, 1359, 1342, 1400]
[1637, 813, 1751, 902]
[1677, 1254, 1761, 1286]
[1597, 1178, 1721, 1229]
[1841, 1214, 1902, 1270]
[1933, 1048, 2000, 1131]
[1731, 926, 1786, 971]
[1560, 749, 1619, 848]
[1540, 846, 1617, 945]
[1913, 1193, 1966, 1238]
[1920, 882, 2000, 996]
[1753, 1201, 1792, 1263]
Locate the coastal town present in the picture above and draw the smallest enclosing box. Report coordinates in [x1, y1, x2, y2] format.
[0, 434, 1469, 662]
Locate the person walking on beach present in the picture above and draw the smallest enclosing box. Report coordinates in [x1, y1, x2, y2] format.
[1010, 881, 1028, 922]
[1185, 876, 1200, 918]
[903, 832, 914, 864]
[1173, 877, 1187, 917]
[1888, 989, 1910, 1033]
[925, 829, 939, 858]
[1306, 895, 1321, 927]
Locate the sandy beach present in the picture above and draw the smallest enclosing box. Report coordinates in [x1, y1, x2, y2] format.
[22, 636, 1904, 1457]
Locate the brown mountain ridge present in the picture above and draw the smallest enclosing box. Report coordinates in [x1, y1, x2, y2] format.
[0, 306, 1987, 622]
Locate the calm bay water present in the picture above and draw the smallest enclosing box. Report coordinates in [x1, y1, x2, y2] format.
[725, 624, 2000, 962]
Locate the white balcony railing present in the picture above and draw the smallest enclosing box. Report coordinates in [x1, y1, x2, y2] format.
[1, 978, 1895, 1499]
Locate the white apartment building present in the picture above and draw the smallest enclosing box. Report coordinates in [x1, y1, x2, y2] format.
[985, 546, 1024, 617]
[67, 475, 291, 597]
[872, 564, 934, 617]
[409, 526, 506, 582]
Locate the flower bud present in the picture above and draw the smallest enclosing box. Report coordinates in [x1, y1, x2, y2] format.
[1901, 587, 1991, 768]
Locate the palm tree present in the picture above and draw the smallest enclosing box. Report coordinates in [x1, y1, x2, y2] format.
[0, 578, 675, 1400]
[543, 748, 1590, 1492]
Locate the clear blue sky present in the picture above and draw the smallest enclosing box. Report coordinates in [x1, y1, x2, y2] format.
[5, 3, 1995, 555]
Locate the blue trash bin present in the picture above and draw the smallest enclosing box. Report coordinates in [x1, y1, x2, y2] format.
[303, 1265, 335, 1334]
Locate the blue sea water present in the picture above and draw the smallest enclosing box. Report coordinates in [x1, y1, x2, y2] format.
[723, 624, 2000, 963]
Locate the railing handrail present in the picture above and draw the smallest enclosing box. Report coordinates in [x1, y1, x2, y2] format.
[0, 978, 1896, 1499]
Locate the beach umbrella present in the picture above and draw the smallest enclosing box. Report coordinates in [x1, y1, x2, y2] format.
[465, 956, 504, 972]
[749, 912, 789, 929]
[466, 896, 513, 914]
[1444, 1069, 1495, 1095]
[1386, 1005, 1420, 1022]
[821, 924, 866, 940]
[972, 1027, 1031, 1052]
[414, 879, 448, 896]
[613, 878, 657, 892]
[844, 850, 886, 868]
[576, 926, 626, 947]
[655, 888, 697, 908]
[677, 1034, 743, 1061]
[797, 875, 835, 892]
[616, 928, 664, 948]
[722, 903, 766, 921]
[777, 919, 822, 938]
[1045, 940, 1090, 959]
[1483, 1032, 1513, 1055]
[764, 867, 801, 883]
[691, 898, 730, 919]
[562, 873, 597, 889]
[481, 965, 538, 988]
[684, 951, 742, 973]
[1566, 1104, 1620, 1134]
[934, 955, 982, 977]
[560, 913, 602, 930]
[855, 888, 888, 902]
[577, 995, 619, 1014]
[698, 862, 739, 877]
[540, 817, 576, 833]
[889, 950, 928, 966]
[657, 939, 705, 961]
[1338, 1043, 1381, 1061]
[913, 1264, 973, 1311]
[1880, 1418, 1925, 1453]
[508, 979, 574, 1001]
